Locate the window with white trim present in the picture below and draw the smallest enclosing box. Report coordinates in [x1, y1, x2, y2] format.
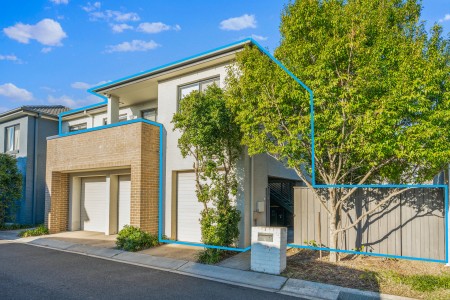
[5, 124, 20, 153]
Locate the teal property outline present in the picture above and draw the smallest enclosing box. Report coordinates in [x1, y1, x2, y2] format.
[58, 38, 448, 262]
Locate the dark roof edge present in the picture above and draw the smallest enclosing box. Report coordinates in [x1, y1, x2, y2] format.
[92, 39, 253, 93]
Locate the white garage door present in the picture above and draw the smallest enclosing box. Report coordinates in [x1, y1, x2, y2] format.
[118, 175, 131, 231]
[81, 177, 107, 232]
[177, 172, 204, 243]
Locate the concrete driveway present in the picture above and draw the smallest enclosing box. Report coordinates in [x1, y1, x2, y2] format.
[46, 230, 117, 248]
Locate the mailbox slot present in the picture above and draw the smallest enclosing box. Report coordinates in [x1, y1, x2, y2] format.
[258, 233, 273, 242]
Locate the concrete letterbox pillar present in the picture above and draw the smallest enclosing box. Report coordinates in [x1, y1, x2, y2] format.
[251, 226, 287, 275]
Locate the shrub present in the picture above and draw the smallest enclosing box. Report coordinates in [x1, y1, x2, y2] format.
[116, 225, 160, 252]
[172, 85, 242, 263]
[19, 225, 49, 237]
[197, 249, 222, 264]
[0, 154, 22, 225]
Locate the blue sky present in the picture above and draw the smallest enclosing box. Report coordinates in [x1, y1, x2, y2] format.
[0, 0, 448, 112]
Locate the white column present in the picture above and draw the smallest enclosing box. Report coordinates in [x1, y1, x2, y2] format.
[105, 175, 119, 235]
[69, 176, 81, 231]
[107, 95, 120, 124]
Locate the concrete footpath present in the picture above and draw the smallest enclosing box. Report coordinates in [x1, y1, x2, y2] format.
[0, 231, 413, 300]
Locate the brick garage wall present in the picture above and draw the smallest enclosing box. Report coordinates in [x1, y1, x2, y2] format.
[45, 122, 160, 234]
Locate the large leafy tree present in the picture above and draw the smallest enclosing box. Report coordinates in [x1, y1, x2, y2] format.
[172, 85, 242, 263]
[226, 0, 450, 262]
[0, 154, 22, 225]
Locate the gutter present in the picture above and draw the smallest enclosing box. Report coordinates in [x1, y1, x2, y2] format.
[31, 115, 39, 225]
[0, 110, 58, 125]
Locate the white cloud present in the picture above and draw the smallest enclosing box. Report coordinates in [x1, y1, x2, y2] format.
[105, 40, 160, 53]
[47, 94, 99, 108]
[0, 83, 33, 101]
[82, 2, 139, 22]
[0, 54, 19, 62]
[88, 9, 140, 22]
[41, 47, 53, 53]
[439, 14, 450, 23]
[82, 2, 101, 12]
[71, 80, 109, 89]
[137, 22, 181, 34]
[50, 0, 69, 4]
[3, 18, 67, 46]
[111, 23, 133, 33]
[220, 14, 256, 31]
[250, 34, 268, 41]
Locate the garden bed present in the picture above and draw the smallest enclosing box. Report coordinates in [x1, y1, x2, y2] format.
[283, 248, 450, 299]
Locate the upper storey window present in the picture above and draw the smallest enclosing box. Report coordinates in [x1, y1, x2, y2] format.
[5, 124, 20, 153]
[179, 77, 220, 100]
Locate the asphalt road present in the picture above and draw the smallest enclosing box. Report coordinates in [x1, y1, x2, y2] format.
[0, 242, 300, 300]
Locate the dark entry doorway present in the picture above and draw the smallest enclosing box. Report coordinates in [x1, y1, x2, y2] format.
[268, 177, 301, 242]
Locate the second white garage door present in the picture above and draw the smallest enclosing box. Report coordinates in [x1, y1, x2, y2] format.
[118, 175, 131, 231]
[177, 172, 204, 243]
[81, 177, 107, 232]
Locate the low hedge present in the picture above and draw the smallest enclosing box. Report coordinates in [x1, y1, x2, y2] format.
[116, 225, 160, 252]
[19, 225, 49, 237]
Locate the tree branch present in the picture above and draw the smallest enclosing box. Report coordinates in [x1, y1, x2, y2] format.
[334, 188, 410, 234]
[338, 157, 396, 205]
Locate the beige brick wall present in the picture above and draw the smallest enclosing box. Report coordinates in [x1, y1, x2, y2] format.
[45, 122, 160, 234]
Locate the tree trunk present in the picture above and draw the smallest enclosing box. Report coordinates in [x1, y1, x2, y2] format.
[328, 189, 339, 263]
[329, 223, 338, 263]
[330, 212, 338, 262]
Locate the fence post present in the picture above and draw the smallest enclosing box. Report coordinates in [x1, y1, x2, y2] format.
[317, 212, 322, 259]
[446, 165, 450, 266]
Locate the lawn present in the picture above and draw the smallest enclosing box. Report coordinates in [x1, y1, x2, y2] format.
[283, 248, 450, 299]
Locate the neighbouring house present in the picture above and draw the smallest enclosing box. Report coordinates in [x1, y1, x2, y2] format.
[0, 105, 70, 224]
[44, 39, 302, 248]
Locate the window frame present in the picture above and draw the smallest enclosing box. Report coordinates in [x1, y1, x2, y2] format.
[68, 122, 87, 132]
[5, 124, 20, 153]
[177, 76, 220, 110]
[102, 113, 127, 125]
[141, 108, 158, 122]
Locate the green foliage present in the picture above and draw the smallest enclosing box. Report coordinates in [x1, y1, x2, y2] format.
[392, 273, 450, 292]
[116, 225, 160, 252]
[19, 225, 49, 237]
[0, 154, 23, 225]
[172, 84, 241, 253]
[304, 240, 321, 247]
[197, 249, 223, 264]
[225, 0, 450, 262]
[226, 0, 450, 186]
[0, 223, 32, 231]
[352, 245, 365, 252]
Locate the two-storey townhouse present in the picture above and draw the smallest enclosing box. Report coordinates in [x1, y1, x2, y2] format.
[45, 39, 301, 248]
[0, 105, 69, 224]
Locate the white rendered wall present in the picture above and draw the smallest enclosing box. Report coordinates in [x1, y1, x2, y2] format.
[252, 154, 300, 226]
[156, 64, 250, 244]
